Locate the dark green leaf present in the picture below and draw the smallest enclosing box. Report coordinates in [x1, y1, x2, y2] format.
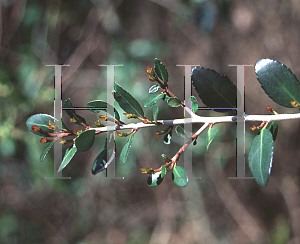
[120, 133, 135, 163]
[75, 130, 95, 152]
[191, 67, 238, 109]
[266, 121, 278, 141]
[191, 96, 198, 112]
[172, 166, 189, 187]
[175, 125, 186, 139]
[114, 83, 144, 117]
[248, 129, 274, 186]
[152, 105, 159, 126]
[144, 94, 164, 107]
[163, 130, 172, 144]
[58, 145, 77, 172]
[149, 84, 160, 94]
[92, 141, 107, 174]
[255, 59, 300, 108]
[86, 100, 120, 121]
[161, 165, 167, 178]
[147, 171, 164, 187]
[206, 127, 219, 151]
[193, 138, 197, 146]
[40, 140, 55, 162]
[167, 97, 181, 107]
[63, 98, 87, 124]
[154, 58, 168, 83]
[163, 95, 171, 102]
[26, 114, 57, 136]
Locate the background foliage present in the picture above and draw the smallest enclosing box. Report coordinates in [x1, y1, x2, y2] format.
[1, 0, 300, 243]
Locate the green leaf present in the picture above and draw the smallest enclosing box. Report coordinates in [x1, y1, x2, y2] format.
[161, 154, 169, 160]
[175, 125, 186, 139]
[75, 130, 95, 152]
[163, 130, 172, 144]
[86, 100, 120, 121]
[92, 141, 107, 175]
[191, 96, 198, 112]
[144, 94, 164, 107]
[248, 129, 274, 186]
[265, 121, 278, 141]
[63, 98, 87, 124]
[40, 140, 55, 162]
[167, 97, 181, 107]
[191, 67, 238, 109]
[152, 105, 159, 126]
[206, 127, 219, 151]
[120, 133, 135, 163]
[26, 114, 57, 136]
[147, 171, 164, 187]
[149, 84, 160, 94]
[114, 83, 144, 117]
[154, 58, 168, 83]
[58, 145, 77, 172]
[255, 59, 300, 108]
[172, 166, 189, 187]
[161, 165, 167, 178]
[163, 95, 171, 102]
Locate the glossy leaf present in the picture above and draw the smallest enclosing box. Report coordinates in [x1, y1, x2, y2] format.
[26, 114, 57, 136]
[248, 129, 274, 186]
[114, 83, 144, 117]
[255, 59, 300, 108]
[167, 97, 181, 107]
[86, 100, 120, 121]
[152, 105, 159, 126]
[58, 145, 77, 172]
[147, 171, 164, 187]
[63, 98, 86, 124]
[144, 94, 165, 107]
[191, 96, 198, 112]
[40, 140, 55, 162]
[120, 133, 135, 163]
[161, 165, 167, 178]
[172, 166, 189, 187]
[206, 127, 219, 151]
[175, 125, 186, 139]
[191, 67, 237, 109]
[92, 141, 107, 174]
[149, 84, 160, 94]
[163, 130, 172, 144]
[75, 130, 95, 152]
[154, 58, 168, 83]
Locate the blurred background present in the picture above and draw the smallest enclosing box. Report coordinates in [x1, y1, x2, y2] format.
[1, 0, 300, 243]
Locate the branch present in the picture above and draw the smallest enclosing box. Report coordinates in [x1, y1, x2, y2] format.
[92, 112, 300, 132]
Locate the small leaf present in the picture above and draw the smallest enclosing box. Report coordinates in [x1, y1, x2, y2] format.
[192, 67, 238, 109]
[58, 145, 77, 172]
[114, 83, 144, 117]
[161, 165, 167, 178]
[147, 171, 164, 187]
[40, 140, 55, 162]
[163, 95, 171, 102]
[175, 125, 186, 139]
[26, 114, 57, 136]
[63, 98, 86, 124]
[161, 154, 169, 160]
[191, 96, 198, 112]
[120, 133, 135, 163]
[248, 129, 274, 186]
[152, 105, 159, 126]
[265, 121, 278, 141]
[86, 100, 120, 121]
[255, 59, 300, 108]
[172, 166, 189, 187]
[92, 141, 107, 175]
[163, 130, 172, 144]
[167, 97, 181, 107]
[75, 130, 95, 152]
[144, 94, 165, 107]
[154, 58, 168, 83]
[149, 84, 160, 94]
[193, 138, 197, 146]
[206, 127, 219, 151]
